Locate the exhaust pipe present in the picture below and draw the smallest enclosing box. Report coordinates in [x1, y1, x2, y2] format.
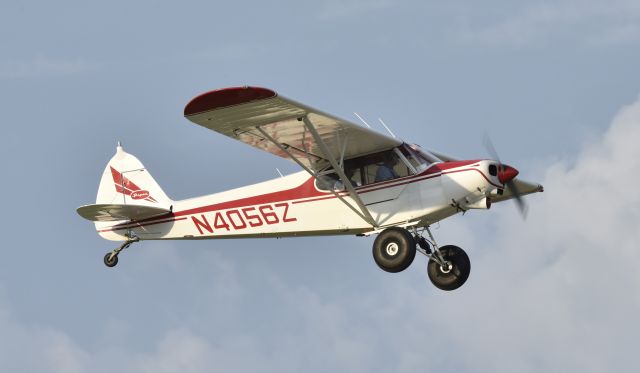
[465, 197, 491, 210]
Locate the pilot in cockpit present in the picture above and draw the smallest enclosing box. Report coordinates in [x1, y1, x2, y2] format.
[375, 153, 400, 182]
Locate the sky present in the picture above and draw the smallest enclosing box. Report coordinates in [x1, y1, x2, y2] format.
[1, 0, 640, 372]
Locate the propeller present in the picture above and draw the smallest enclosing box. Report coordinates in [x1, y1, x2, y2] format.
[483, 135, 528, 218]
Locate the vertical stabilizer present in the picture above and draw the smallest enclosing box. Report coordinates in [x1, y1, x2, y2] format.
[96, 144, 171, 208]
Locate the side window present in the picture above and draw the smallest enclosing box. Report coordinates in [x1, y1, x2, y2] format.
[363, 163, 378, 185]
[345, 166, 363, 187]
[315, 167, 363, 191]
[371, 151, 410, 183]
[315, 173, 339, 191]
[391, 153, 411, 179]
[318, 148, 414, 189]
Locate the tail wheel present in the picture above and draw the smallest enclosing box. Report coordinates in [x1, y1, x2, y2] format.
[104, 253, 118, 267]
[372, 227, 416, 273]
[427, 245, 470, 291]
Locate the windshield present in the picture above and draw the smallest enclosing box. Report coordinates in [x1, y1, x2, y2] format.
[402, 144, 441, 172]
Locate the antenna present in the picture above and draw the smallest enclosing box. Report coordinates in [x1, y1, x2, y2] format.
[378, 118, 397, 138]
[275, 168, 284, 178]
[353, 112, 372, 128]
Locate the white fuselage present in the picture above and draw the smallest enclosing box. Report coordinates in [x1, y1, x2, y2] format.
[95, 160, 501, 241]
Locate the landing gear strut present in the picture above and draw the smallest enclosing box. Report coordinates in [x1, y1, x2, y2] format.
[104, 235, 139, 268]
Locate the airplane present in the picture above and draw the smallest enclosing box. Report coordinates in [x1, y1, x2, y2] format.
[77, 86, 543, 290]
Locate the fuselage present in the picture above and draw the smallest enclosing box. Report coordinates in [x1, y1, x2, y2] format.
[95, 160, 502, 241]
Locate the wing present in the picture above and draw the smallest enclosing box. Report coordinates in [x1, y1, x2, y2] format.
[183, 86, 401, 171]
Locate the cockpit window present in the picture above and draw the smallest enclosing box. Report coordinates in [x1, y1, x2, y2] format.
[409, 144, 441, 163]
[315, 168, 363, 191]
[315, 173, 340, 191]
[314, 144, 444, 191]
[315, 147, 414, 191]
[402, 144, 441, 172]
[400, 145, 426, 172]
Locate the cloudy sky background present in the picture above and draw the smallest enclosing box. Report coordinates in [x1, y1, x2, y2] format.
[1, 0, 639, 371]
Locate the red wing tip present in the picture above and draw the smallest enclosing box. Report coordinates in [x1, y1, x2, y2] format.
[184, 86, 277, 117]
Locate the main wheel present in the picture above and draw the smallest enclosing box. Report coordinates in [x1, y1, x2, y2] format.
[372, 227, 416, 273]
[427, 245, 470, 291]
[104, 252, 118, 267]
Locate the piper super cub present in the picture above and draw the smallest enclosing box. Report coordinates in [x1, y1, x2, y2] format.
[77, 86, 543, 290]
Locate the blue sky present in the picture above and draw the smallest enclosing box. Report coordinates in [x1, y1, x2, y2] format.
[1, 1, 640, 372]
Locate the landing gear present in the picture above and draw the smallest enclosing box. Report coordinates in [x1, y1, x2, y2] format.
[372, 227, 416, 273]
[371, 225, 472, 290]
[103, 236, 139, 268]
[418, 227, 471, 291]
[427, 245, 470, 291]
[104, 252, 118, 267]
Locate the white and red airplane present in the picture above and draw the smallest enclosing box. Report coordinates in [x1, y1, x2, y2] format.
[77, 86, 543, 290]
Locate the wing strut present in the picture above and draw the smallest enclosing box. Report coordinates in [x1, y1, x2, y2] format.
[255, 124, 378, 228]
[301, 116, 378, 227]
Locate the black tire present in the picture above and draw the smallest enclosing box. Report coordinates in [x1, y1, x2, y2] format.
[372, 227, 416, 273]
[104, 253, 118, 268]
[427, 245, 470, 291]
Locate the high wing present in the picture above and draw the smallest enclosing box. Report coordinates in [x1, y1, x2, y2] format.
[183, 86, 401, 171]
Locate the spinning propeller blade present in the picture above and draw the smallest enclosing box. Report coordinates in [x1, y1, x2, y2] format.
[483, 135, 528, 218]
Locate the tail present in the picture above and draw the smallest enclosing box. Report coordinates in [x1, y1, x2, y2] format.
[96, 143, 171, 207]
[77, 143, 172, 225]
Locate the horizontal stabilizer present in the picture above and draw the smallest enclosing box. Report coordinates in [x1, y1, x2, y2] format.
[76, 204, 171, 222]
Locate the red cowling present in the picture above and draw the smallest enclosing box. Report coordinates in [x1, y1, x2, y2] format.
[498, 164, 519, 184]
